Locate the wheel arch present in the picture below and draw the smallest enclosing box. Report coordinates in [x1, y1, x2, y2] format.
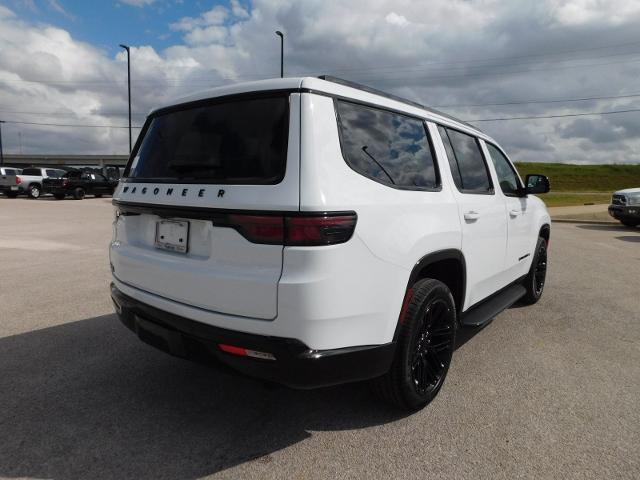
[407, 249, 466, 317]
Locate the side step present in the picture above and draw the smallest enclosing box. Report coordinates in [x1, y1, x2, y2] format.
[460, 283, 526, 327]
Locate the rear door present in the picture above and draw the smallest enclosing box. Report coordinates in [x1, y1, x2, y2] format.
[437, 126, 509, 309]
[111, 92, 300, 320]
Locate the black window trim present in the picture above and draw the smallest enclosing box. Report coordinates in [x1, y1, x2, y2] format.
[122, 89, 295, 184]
[436, 124, 495, 196]
[483, 140, 524, 198]
[333, 98, 443, 193]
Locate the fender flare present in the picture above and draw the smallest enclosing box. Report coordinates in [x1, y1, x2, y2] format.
[392, 249, 467, 342]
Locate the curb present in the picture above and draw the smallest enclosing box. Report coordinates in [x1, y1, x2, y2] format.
[551, 218, 617, 225]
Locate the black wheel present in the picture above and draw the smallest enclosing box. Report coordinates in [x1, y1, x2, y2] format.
[28, 184, 41, 199]
[371, 279, 456, 411]
[521, 237, 548, 305]
[53, 193, 65, 200]
[73, 187, 85, 200]
[621, 220, 638, 228]
[94, 194, 103, 198]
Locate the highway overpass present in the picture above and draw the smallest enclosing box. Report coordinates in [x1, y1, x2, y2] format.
[0, 154, 129, 168]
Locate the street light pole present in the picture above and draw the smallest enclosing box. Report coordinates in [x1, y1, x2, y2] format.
[119, 44, 132, 153]
[0, 120, 5, 167]
[275, 31, 284, 78]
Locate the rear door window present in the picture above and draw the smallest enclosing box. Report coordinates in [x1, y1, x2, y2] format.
[128, 95, 289, 184]
[438, 126, 493, 194]
[21, 168, 41, 176]
[336, 100, 439, 189]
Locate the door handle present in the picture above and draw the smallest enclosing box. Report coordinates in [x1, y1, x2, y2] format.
[463, 211, 480, 221]
[509, 209, 521, 217]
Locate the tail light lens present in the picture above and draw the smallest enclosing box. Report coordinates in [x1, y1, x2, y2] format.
[15, 176, 21, 185]
[222, 212, 357, 246]
[62, 179, 69, 187]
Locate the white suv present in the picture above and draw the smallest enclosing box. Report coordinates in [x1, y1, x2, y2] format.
[110, 76, 551, 411]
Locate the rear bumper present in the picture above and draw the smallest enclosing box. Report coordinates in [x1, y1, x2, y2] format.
[608, 205, 640, 221]
[0, 185, 23, 194]
[110, 283, 395, 389]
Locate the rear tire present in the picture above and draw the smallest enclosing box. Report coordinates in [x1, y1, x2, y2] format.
[28, 184, 41, 199]
[621, 220, 638, 228]
[73, 187, 85, 200]
[520, 237, 547, 305]
[371, 279, 456, 411]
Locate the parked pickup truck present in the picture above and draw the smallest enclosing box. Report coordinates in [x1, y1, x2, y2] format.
[609, 188, 640, 227]
[1, 167, 66, 198]
[43, 169, 118, 200]
[0, 167, 22, 197]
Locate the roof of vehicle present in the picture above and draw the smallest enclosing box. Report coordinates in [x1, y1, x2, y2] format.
[614, 187, 640, 194]
[150, 76, 486, 139]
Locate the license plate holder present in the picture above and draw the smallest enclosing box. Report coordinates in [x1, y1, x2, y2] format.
[10, 186, 18, 191]
[155, 220, 189, 253]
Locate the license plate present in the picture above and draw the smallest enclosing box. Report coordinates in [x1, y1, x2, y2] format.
[155, 220, 189, 253]
[10, 186, 18, 191]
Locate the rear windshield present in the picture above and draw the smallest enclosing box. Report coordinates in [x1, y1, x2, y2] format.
[127, 95, 290, 184]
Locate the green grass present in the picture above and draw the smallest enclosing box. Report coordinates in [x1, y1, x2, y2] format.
[515, 162, 640, 193]
[538, 193, 612, 207]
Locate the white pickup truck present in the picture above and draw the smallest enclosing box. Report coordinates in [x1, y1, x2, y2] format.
[0, 167, 66, 198]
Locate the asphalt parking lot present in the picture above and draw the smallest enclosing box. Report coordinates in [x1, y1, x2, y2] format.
[0, 197, 638, 480]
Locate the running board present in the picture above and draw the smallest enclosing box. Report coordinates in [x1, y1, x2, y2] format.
[460, 283, 526, 327]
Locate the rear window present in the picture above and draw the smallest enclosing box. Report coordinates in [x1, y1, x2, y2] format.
[2, 169, 16, 176]
[46, 169, 64, 178]
[22, 168, 42, 176]
[336, 100, 439, 189]
[127, 95, 290, 184]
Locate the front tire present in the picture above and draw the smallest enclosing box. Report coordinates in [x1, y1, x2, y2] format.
[521, 237, 548, 305]
[621, 220, 638, 228]
[371, 279, 456, 411]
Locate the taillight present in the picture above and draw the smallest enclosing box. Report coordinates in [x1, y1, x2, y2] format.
[62, 179, 69, 187]
[222, 212, 357, 246]
[285, 215, 357, 246]
[15, 176, 21, 185]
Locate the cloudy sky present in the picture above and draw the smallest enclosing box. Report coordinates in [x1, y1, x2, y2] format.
[1, 0, 640, 164]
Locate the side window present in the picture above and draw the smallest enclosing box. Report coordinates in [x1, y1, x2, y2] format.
[46, 169, 61, 177]
[437, 126, 463, 189]
[438, 126, 493, 194]
[336, 101, 440, 189]
[485, 143, 522, 196]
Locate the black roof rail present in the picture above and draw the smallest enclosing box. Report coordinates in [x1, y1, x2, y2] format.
[317, 75, 479, 131]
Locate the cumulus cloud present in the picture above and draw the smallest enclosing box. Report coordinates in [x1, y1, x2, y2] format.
[0, 0, 639, 164]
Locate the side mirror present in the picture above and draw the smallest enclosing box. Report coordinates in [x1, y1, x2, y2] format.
[525, 174, 550, 195]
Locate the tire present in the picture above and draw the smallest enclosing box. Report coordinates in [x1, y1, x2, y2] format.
[520, 237, 548, 305]
[621, 220, 638, 228]
[4, 192, 18, 198]
[371, 279, 457, 411]
[53, 193, 65, 200]
[73, 187, 85, 200]
[94, 194, 103, 198]
[28, 184, 41, 199]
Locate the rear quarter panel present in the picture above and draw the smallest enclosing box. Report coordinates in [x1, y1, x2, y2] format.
[293, 93, 462, 346]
